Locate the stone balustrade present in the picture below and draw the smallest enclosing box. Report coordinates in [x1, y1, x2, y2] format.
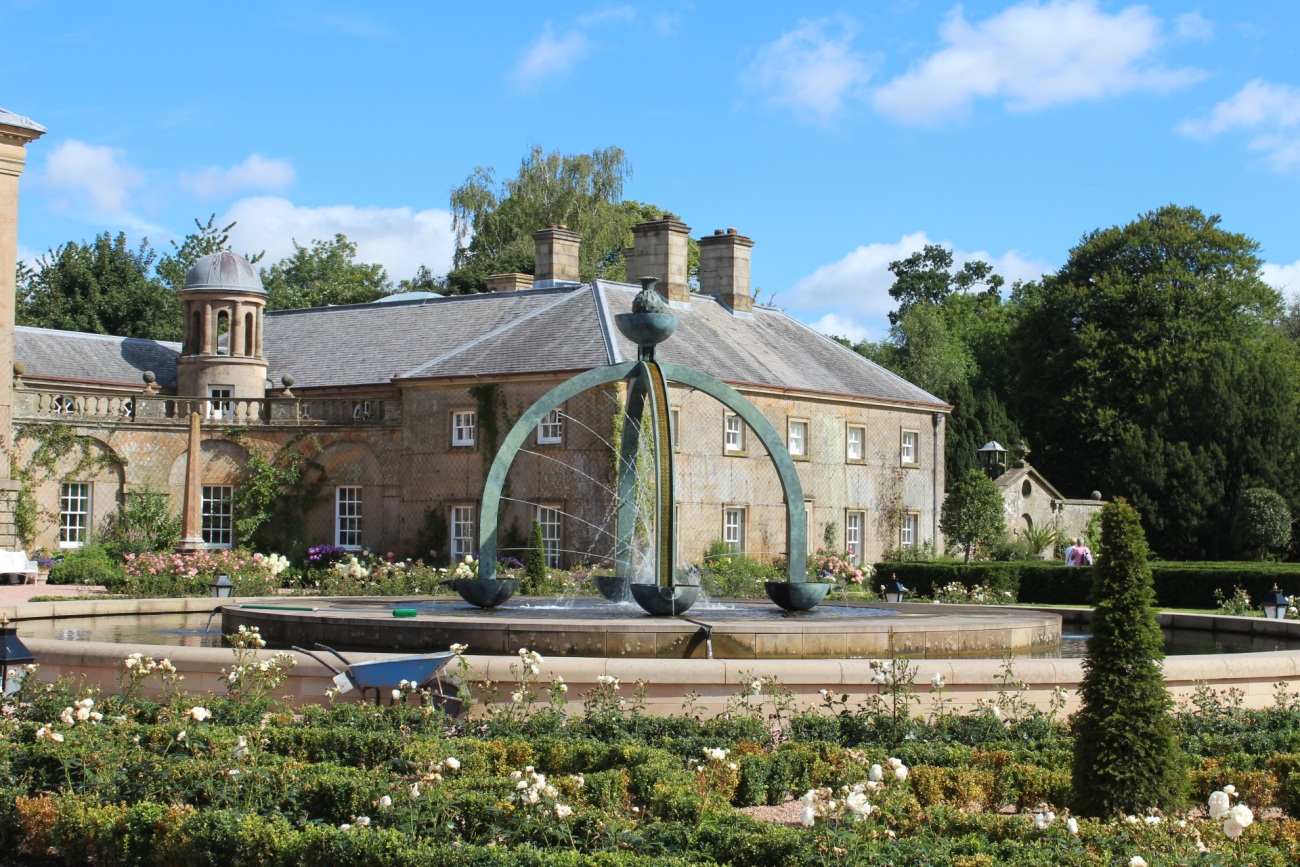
[14, 390, 400, 427]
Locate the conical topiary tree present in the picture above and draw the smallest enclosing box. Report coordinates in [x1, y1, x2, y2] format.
[524, 518, 547, 593]
[1070, 499, 1186, 817]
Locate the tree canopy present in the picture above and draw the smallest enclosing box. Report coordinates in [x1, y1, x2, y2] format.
[939, 469, 1005, 563]
[262, 235, 392, 311]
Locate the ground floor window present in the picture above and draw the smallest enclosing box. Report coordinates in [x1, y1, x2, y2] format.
[59, 482, 90, 548]
[846, 511, 865, 563]
[724, 508, 745, 554]
[336, 486, 362, 549]
[901, 512, 919, 549]
[536, 504, 562, 568]
[202, 485, 233, 548]
[451, 505, 476, 562]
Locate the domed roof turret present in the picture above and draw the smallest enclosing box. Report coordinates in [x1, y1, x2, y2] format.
[182, 251, 265, 294]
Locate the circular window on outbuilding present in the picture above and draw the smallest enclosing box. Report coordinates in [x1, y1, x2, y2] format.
[1021, 480, 1033, 497]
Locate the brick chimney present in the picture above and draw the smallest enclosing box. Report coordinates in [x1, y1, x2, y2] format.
[532, 224, 581, 285]
[484, 273, 534, 293]
[628, 218, 692, 304]
[698, 228, 754, 314]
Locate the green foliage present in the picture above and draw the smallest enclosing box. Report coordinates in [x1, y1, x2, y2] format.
[262, 234, 392, 310]
[18, 232, 181, 340]
[1071, 500, 1186, 817]
[229, 434, 325, 555]
[699, 539, 779, 597]
[1232, 487, 1293, 561]
[98, 484, 181, 560]
[525, 519, 547, 593]
[1008, 205, 1300, 558]
[940, 469, 1006, 563]
[155, 214, 264, 293]
[10, 424, 125, 548]
[46, 543, 124, 586]
[415, 506, 448, 562]
[887, 243, 1006, 326]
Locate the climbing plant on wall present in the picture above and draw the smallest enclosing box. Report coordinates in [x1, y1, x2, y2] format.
[227, 432, 325, 557]
[10, 423, 126, 548]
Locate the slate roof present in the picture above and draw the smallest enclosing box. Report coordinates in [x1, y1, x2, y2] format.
[14, 283, 947, 408]
[15, 327, 180, 388]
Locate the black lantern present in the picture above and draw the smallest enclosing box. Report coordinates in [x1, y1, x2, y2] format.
[1263, 586, 1289, 620]
[976, 441, 1007, 478]
[210, 572, 233, 598]
[0, 616, 36, 695]
[884, 577, 908, 604]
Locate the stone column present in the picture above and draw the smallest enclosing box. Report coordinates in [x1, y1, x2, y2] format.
[177, 412, 206, 552]
[0, 110, 45, 550]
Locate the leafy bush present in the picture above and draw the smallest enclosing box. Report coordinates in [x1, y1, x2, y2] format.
[525, 519, 546, 594]
[98, 485, 181, 561]
[1233, 487, 1293, 561]
[46, 544, 124, 587]
[699, 539, 778, 598]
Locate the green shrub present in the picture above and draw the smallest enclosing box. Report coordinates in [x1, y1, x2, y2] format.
[1232, 487, 1293, 560]
[1070, 500, 1186, 817]
[46, 543, 124, 586]
[699, 538, 778, 598]
[98, 484, 181, 561]
[525, 518, 546, 594]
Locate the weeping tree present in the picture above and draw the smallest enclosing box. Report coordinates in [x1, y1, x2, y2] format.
[1071, 499, 1186, 817]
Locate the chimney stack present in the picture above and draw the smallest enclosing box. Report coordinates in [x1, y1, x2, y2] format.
[698, 227, 754, 314]
[484, 273, 534, 293]
[628, 218, 691, 304]
[532, 224, 581, 285]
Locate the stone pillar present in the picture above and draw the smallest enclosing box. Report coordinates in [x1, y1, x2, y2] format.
[698, 228, 755, 313]
[629, 219, 692, 304]
[177, 413, 205, 552]
[484, 273, 535, 293]
[0, 110, 45, 550]
[532, 225, 581, 284]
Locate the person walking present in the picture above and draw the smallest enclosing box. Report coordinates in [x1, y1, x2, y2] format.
[1064, 538, 1079, 566]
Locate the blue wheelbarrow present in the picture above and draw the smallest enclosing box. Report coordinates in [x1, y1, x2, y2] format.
[293, 643, 462, 714]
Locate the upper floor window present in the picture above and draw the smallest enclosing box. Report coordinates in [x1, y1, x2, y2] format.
[452, 410, 477, 447]
[788, 419, 809, 457]
[724, 414, 744, 452]
[202, 485, 233, 548]
[847, 425, 865, 462]
[538, 409, 563, 445]
[59, 482, 90, 548]
[901, 430, 919, 466]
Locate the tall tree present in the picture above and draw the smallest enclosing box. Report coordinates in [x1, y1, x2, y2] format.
[261, 234, 392, 310]
[18, 232, 181, 340]
[1007, 205, 1298, 557]
[447, 146, 695, 293]
[939, 468, 1006, 563]
[887, 243, 1004, 325]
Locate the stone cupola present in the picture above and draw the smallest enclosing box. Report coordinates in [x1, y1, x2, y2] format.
[175, 251, 268, 400]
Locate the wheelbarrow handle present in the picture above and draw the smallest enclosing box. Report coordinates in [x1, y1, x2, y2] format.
[314, 643, 353, 669]
[291, 646, 343, 676]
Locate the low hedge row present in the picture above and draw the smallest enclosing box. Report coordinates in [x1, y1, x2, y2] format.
[873, 560, 1300, 608]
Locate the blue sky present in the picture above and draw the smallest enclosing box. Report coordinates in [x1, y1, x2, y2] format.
[6, 1, 1300, 342]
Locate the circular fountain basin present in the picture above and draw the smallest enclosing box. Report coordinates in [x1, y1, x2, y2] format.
[220, 597, 1062, 660]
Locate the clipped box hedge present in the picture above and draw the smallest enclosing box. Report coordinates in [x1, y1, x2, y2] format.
[873, 560, 1300, 609]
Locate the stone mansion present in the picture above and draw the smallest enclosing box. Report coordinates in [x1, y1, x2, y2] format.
[0, 109, 950, 569]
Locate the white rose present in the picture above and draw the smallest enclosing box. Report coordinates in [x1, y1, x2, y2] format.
[1228, 803, 1253, 828]
[1207, 790, 1230, 819]
[869, 764, 883, 782]
[444, 757, 461, 771]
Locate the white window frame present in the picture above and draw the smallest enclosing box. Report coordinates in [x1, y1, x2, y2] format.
[846, 425, 865, 462]
[537, 408, 563, 445]
[451, 410, 477, 447]
[723, 508, 746, 554]
[207, 386, 232, 420]
[451, 505, 476, 562]
[201, 485, 234, 549]
[846, 511, 865, 563]
[901, 512, 919, 549]
[58, 482, 90, 548]
[536, 504, 563, 568]
[352, 401, 372, 421]
[788, 419, 809, 457]
[724, 414, 744, 453]
[901, 429, 919, 466]
[335, 486, 362, 549]
[671, 408, 680, 452]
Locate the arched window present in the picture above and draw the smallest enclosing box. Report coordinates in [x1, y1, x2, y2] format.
[216, 311, 230, 355]
[244, 312, 255, 357]
[188, 311, 202, 355]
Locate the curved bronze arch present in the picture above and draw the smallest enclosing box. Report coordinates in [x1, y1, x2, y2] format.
[476, 361, 807, 585]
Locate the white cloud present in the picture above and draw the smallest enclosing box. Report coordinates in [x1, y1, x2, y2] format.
[746, 17, 873, 122]
[1178, 79, 1300, 172]
[16, 244, 41, 268]
[180, 154, 296, 198]
[577, 6, 635, 27]
[1175, 10, 1214, 41]
[222, 196, 456, 281]
[788, 232, 1051, 342]
[511, 22, 590, 90]
[873, 0, 1205, 124]
[41, 139, 142, 214]
[1262, 260, 1300, 294]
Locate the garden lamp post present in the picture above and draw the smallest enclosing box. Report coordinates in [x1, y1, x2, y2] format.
[1262, 586, 1289, 620]
[210, 572, 233, 599]
[976, 441, 1007, 479]
[884, 577, 908, 604]
[0, 615, 36, 695]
